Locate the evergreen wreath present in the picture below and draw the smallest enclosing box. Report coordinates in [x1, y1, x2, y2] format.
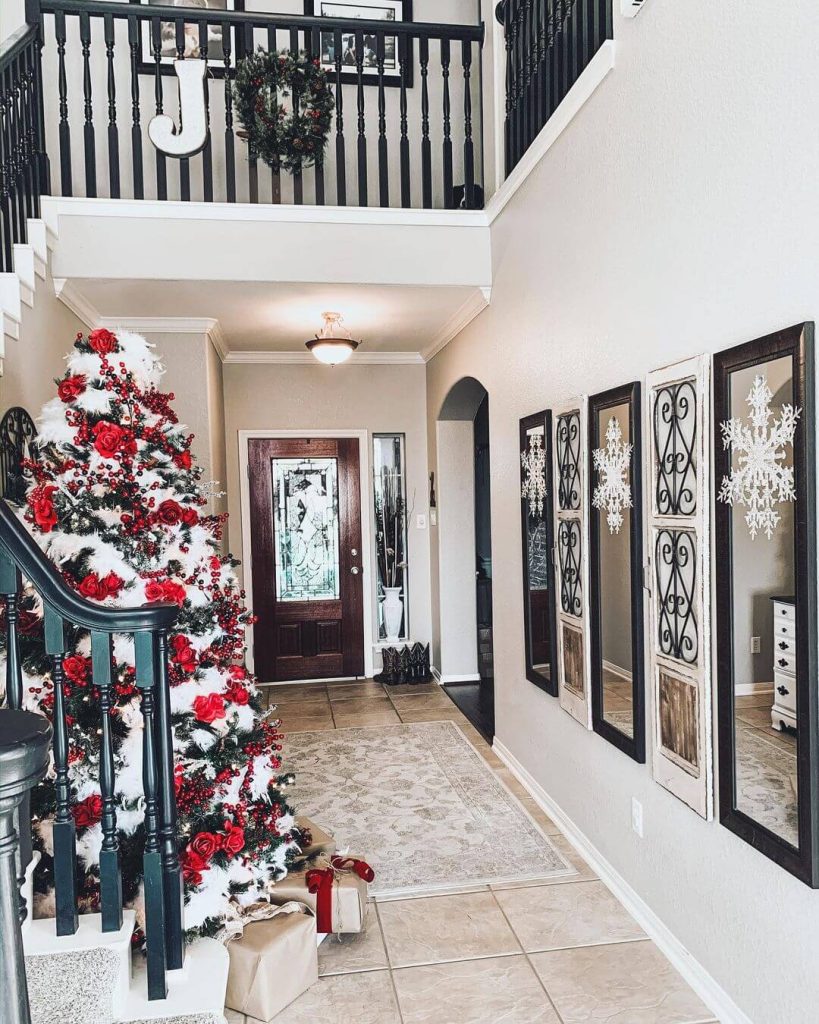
[233, 48, 334, 174]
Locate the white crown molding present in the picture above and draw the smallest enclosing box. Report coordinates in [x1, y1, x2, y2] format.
[95, 315, 230, 360]
[52, 278, 100, 329]
[492, 739, 753, 1024]
[224, 349, 425, 365]
[484, 41, 616, 226]
[422, 286, 492, 362]
[41, 194, 489, 230]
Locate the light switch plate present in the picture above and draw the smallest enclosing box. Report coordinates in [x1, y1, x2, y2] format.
[416, 513, 427, 529]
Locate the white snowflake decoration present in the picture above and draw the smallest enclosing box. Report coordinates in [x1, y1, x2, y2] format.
[521, 432, 547, 519]
[592, 416, 633, 534]
[718, 374, 800, 540]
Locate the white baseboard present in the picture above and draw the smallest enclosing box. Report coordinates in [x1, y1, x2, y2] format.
[735, 682, 773, 697]
[602, 660, 633, 682]
[438, 673, 482, 684]
[492, 738, 753, 1024]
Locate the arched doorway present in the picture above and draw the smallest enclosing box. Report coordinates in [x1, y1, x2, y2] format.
[435, 377, 494, 740]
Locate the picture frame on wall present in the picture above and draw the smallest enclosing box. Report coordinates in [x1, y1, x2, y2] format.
[136, 0, 245, 76]
[304, 0, 414, 87]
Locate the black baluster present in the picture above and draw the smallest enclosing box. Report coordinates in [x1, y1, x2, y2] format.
[9, 61, 25, 238]
[0, 73, 13, 272]
[154, 629, 184, 971]
[104, 15, 120, 199]
[199, 20, 213, 202]
[333, 27, 346, 206]
[536, 0, 547, 133]
[244, 23, 258, 204]
[419, 37, 431, 209]
[375, 33, 388, 207]
[603, 0, 613, 40]
[462, 40, 475, 209]
[55, 12, 72, 196]
[566, 0, 578, 89]
[223, 19, 236, 203]
[135, 631, 167, 1001]
[583, 0, 593, 69]
[398, 34, 410, 207]
[441, 38, 453, 208]
[290, 26, 303, 205]
[501, 2, 512, 174]
[45, 605, 78, 937]
[33, 23, 51, 200]
[548, 0, 558, 121]
[555, 0, 565, 111]
[20, 48, 35, 222]
[175, 20, 191, 202]
[0, 551, 31, 927]
[0, 554, 22, 710]
[309, 27, 325, 206]
[507, 0, 518, 170]
[152, 18, 167, 200]
[267, 25, 281, 203]
[79, 13, 96, 197]
[91, 630, 122, 933]
[354, 29, 367, 206]
[522, 0, 532, 154]
[128, 17, 144, 200]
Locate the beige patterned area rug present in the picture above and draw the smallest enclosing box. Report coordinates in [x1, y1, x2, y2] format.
[286, 721, 572, 897]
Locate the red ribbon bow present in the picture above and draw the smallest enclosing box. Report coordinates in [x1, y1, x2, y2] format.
[330, 855, 375, 883]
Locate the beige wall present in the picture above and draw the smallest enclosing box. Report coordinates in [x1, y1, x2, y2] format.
[222, 361, 431, 654]
[0, 268, 85, 417]
[426, 3, 819, 1021]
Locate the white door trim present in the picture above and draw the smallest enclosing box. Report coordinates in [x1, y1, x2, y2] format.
[238, 428, 375, 682]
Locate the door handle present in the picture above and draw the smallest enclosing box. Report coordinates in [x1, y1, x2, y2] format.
[350, 566, 360, 575]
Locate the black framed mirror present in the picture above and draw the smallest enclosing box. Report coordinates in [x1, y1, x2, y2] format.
[588, 382, 646, 761]
[520, 410, 558, 695]
[714, 323, 819, 886]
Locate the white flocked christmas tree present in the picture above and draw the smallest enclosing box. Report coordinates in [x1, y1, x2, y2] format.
[8, 327, 302, 938]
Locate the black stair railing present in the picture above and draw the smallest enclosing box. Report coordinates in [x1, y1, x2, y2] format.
[0, 498, 183, 1003]
[496, 0, 612, 176]
[0, 23, 49, 274]
[24, 0, 485, 210]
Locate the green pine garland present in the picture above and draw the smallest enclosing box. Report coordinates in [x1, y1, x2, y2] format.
[233, 48, 334, 174]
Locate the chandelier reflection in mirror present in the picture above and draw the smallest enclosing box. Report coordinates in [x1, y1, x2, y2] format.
[305, 311, 361, 365]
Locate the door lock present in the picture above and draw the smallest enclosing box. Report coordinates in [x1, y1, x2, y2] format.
[350, 566, 360, 575]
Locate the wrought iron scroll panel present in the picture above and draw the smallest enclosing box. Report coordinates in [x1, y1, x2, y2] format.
[0, 407, 37, 504]
[646, 356, 713, 820]
[558, 518, 581, 616]
[556, 411, 581, 510]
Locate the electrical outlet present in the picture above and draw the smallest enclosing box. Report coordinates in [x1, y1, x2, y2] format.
[751, 636, 761, 655]
[631, 798, 644, 838]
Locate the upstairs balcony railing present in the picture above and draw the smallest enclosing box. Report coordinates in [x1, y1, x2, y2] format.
[496, 0, 612, 175]
[0, 0, 484, 235]
[0, 496, 183, 1009]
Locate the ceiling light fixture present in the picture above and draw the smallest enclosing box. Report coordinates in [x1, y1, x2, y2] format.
[305, 311, 360, 365]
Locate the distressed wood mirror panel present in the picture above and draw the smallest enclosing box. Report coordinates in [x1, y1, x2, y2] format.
[520, 411, 558, 695]
[588, 382, 646, 762]
[646, 355, 713, 819]
[714, 323, 819, 886]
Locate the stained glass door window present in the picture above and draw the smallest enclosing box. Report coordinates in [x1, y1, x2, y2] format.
[272, 457, 340, 601]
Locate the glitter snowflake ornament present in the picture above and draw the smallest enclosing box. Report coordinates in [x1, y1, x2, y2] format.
[718, 373, 801, 540]
[521, 431, 547, 518]
[592, 416, 633, 534]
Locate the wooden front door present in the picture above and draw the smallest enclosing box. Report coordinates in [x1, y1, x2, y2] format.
[248, 437, 365, 681]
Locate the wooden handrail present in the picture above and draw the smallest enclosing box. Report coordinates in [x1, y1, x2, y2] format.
[0, 23, 38, 70]
[36, 0, 485, 43]
[0, 500, 178, 632]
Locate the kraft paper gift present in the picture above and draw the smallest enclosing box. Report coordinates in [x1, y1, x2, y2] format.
[223, 902, 318, 1021]
[269, 855, 373, 934]
[294, 816, 337, 863]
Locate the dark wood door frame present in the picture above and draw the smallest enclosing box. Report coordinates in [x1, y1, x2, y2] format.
[242, 432, 372, 682]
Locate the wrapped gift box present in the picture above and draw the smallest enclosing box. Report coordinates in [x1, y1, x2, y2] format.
[224, 904, 318, 1022]
[294, 816, 337, 863]
[270, 856, 372, 934]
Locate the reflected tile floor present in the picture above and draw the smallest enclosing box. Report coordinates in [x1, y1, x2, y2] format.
[225, 680, 718, 1024]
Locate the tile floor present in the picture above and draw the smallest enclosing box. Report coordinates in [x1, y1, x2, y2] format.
[224, 680, 719, 1024]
